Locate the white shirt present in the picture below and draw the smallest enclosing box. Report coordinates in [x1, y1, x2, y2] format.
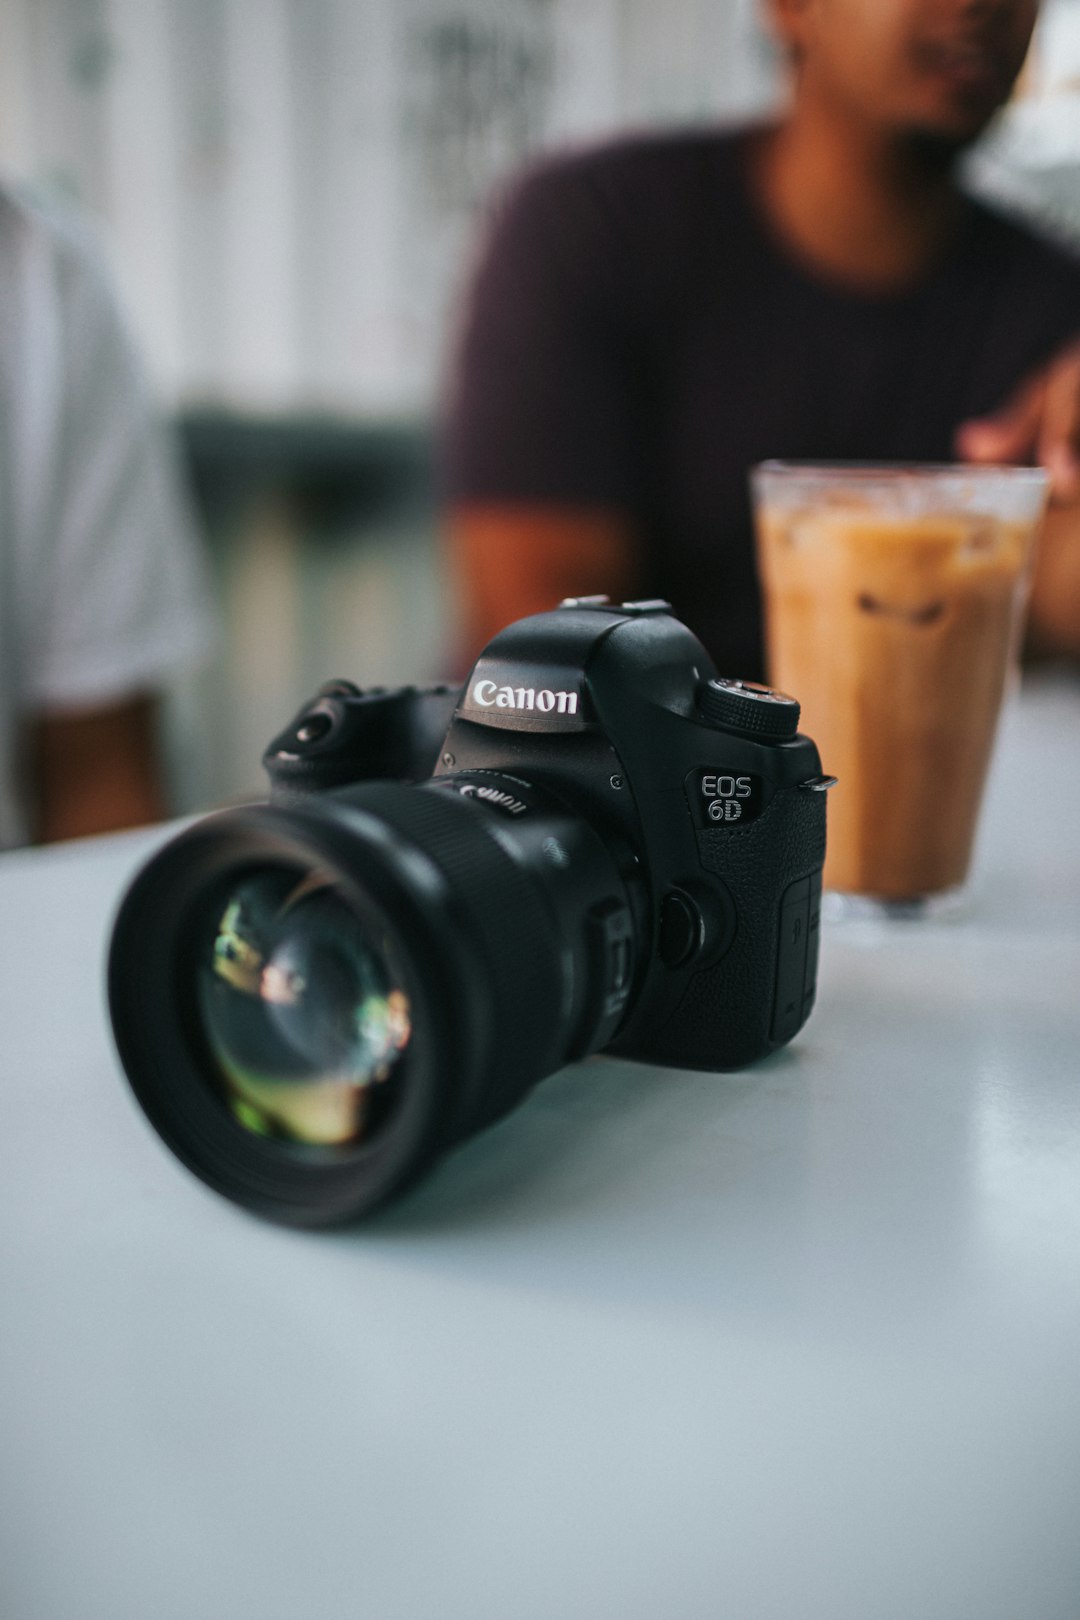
[0, 183, 213, 847]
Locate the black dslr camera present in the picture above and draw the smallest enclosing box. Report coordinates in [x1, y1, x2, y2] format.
[109, 598, 832, 1226]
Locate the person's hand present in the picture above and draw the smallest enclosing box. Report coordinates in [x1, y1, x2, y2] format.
[955, 340, 1080, 504]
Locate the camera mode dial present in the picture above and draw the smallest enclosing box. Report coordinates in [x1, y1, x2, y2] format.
[699, 678, 800, 740]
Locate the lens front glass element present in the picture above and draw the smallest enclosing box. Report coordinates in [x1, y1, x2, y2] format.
[195, 867, 412, 1149]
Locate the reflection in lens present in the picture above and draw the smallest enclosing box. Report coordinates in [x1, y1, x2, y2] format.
[196, 868, 412, 1148]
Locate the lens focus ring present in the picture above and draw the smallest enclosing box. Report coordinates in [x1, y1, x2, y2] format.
[340, 781, 569, 1132]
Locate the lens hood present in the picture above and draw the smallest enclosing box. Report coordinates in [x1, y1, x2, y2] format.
[110, 790, 523, 1224]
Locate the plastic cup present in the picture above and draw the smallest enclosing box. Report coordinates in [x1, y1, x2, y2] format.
[752, 462, 1048, 917]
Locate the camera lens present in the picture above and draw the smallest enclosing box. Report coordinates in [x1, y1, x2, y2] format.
[108, 781, 638, 1225]
[195, 868, 412, 1149]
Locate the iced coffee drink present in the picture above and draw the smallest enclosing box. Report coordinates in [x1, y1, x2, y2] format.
[752, 464, 1047, 908]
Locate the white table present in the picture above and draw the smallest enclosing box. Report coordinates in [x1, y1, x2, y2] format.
[2, 675, 1080, 1620]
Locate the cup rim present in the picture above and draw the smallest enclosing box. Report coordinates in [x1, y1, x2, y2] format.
[751, 459, 1050, 489]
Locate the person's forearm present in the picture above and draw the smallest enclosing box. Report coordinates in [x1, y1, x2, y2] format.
[446, 503, 640, 668]
[31, 695, 167, 843]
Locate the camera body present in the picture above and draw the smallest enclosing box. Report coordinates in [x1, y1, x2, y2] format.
[109, 596, 832, 1224]
[264, 596, 830, 1074]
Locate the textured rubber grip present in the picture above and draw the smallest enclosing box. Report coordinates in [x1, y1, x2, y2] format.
[635, 785, 827, 1069]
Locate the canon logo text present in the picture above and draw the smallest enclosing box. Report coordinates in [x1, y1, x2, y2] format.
[471, 679, 580, 716]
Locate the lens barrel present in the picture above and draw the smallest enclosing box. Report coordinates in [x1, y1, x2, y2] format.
[108, 778, 637, 1225]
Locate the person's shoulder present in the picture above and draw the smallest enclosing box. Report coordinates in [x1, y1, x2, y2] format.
[543, 123, 750, 183]
[963, 192, 1080, 300]
[488, 124, 757, 278]
[0, 176, 92, 254]
[506, 123, 752, 215]
[0, 176, 119, 316]
[0, 176, 45, 233]
[0, 178, 57, 266]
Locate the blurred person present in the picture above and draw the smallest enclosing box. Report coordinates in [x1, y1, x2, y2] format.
[442, 0, 1080, 675]
[0, 181, 214, 848]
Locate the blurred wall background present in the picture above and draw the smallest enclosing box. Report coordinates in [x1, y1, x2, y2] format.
[0, 0, 781, 413]
[1, 0, 1078, 806]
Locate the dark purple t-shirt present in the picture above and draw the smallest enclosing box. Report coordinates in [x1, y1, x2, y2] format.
[443, 127, 1080, 678]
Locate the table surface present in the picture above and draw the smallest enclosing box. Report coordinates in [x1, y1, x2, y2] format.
[2, 674, 1080, 1620]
